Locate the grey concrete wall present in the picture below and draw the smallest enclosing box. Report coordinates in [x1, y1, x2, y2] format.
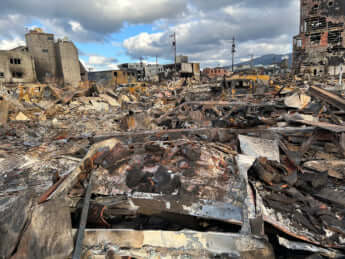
[25, 32, 57, 82]
[55, 41, 81, 86]
[0, 49, 37, 83]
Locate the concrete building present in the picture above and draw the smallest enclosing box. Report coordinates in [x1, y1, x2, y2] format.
[144, 64, 164, 82]
[25, 29, 58, 83]
[163, 62, 200, 80]
[119, 63, 145, 81]
[0, 28, 84, 86]
[293, 0, 345, 77]
[0, 47, 37, 84]
[55, 39, 81, 86]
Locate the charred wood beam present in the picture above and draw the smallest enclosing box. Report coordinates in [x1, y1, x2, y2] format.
[91, 127, 316, 144]
[309, 85, 345, 112]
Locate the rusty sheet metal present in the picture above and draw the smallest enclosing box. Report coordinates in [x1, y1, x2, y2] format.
[48, 138, 122, 200]
[73, 229, 274, 258]
[86, 139, 247, 225]
[93, 194, 243, 225]
[278, 236, 344, 258]
[257, 187, 345, 249]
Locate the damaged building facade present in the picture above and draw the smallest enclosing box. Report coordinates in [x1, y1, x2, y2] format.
[293, 0, 345, 77]
[0, 47, 37, 84]
[0, 28, 85, 86]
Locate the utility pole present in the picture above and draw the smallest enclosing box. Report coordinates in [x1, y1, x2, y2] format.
[250, 54, 254, 68]
[231, 36, 236, 72]
[156, 55, 158, 65]
[171, 32, 177, 71]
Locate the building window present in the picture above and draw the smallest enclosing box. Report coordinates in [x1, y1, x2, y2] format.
[10, 58, 21, 65]
[310, 33, 321, 44]
[47, 36, 54, 40]
[42, 49, 48, 53]
[0, 72, 4, 78]
[328, 31, 342, 44]
[12, 72, 23, 78]
[114, 72, 118, 76]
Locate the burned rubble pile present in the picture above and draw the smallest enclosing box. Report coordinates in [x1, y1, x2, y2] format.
[0, 78, 345, 259]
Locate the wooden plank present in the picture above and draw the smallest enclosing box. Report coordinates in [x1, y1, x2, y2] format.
[309, 86, 345, 111]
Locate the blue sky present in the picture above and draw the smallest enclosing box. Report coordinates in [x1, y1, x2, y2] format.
[0, 0, 299, 70]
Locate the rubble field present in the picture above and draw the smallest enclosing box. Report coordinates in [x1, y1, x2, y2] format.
[1, 77, 345, 259]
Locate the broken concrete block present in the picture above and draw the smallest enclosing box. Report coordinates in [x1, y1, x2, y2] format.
[11, 199, 73, 259]
[0, 97, 9, 126]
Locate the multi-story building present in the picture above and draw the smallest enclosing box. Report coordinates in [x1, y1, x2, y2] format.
[0, 47, 37, 84]
[119, 63, 145, 81]
[293, 0, 345, 77]
[144, 64, 164, 82]
[0, 28, 84, 86]
[25, 29, 58, 82]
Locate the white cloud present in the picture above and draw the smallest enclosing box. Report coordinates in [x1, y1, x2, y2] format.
[0, 0, 301, 66]
[0, 38, 25, 50]
[0, 0, 187, 42]
[85, 55, 118, 71]
[122, 0, 299, 67]
[69, 20, 85, 33]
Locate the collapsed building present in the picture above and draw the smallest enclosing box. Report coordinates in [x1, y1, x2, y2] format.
[118, 56, 201, 83]
[0, 47, 37, 84]
[88, 69, 137, 87]
[0, 28, 85, 86]
[293, 0, 345, 77]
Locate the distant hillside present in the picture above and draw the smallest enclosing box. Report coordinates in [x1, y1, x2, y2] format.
[226, 53, 293, 68]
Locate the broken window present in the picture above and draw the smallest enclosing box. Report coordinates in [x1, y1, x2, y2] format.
[12, 72, 23, 78]
[10, 58, 21, 65]
[113, 72, 118, 76]
[0, 72, 4, 78]
[328, 31, 343, 44]
[310, 33, 321, 44]
[305, 17, 326, 32]
[328, 1, 334, 7]
[328, 22, 344, 29]
[42, 49, 48, 53]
